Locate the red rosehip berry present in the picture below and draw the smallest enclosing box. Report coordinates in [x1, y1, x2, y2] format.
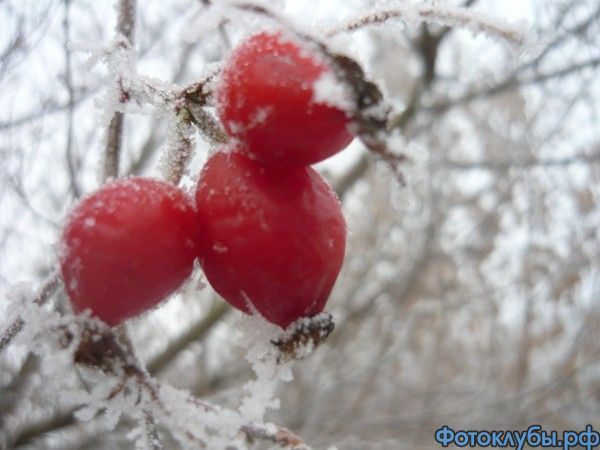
[216, 31, 354, 167]
[60, 178, 199, 326]
[194, 149, 346, 329]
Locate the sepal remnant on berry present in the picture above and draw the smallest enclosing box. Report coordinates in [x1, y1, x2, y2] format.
[272, 312, 335, 362]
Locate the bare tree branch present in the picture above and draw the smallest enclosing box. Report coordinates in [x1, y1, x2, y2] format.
[147, 301, 229, 375]
[143, 409, 163, 450]
[429, 56, 600, 114]
[439, 147, 600, 171]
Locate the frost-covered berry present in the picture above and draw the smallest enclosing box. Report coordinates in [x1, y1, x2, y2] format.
[194, 149, 346, 329]
[60, 177, 199, 326]
[216, 30, 354, 167]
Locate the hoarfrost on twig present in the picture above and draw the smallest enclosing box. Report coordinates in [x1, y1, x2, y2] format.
[325, 1, 532, 49]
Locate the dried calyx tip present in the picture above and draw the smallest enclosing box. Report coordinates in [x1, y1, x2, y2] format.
[271, 312, 335, 359]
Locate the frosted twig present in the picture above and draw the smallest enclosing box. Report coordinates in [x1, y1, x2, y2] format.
[142, 409, 163, 450]
[159, 107, 195, 185]
[325, 2, 529, 47]
[93, 37, 224, 185]
[12, 314, 316, 449]
[0, 271, 61, 355]
[62, 320, 314, 449]
[0, 318, 24, 355]
[187, 104, 229, 144]
[103, 0, 137, 182]
[115, 324, 163, 449]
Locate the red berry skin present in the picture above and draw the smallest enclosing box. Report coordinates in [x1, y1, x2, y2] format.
[217, 31, 354, 167]
[195, 150, 346, 328]
[60, 178, 199, 326]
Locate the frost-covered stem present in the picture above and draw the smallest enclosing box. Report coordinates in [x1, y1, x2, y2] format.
[325, 3, 528, 47]
[0, 317, 24, 355]
[115, 323, 136, 356]
[159, 107, 194, 185]
[116, 0, 136, 41]
[104, 112, 125, 181]
[187, 104, 229, 144]
[0, 271, 61, 355]
[143, 409, 163, 450]
[103, 0, 136, 182]
[116, 324, 163, 449]
[33, 271, 62, 305]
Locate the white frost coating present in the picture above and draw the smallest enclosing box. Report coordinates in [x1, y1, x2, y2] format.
[84, 35, 179, 133]
[213, 242, 228, 253]
[126, 413, 155, 450]
[2, 284, 74, 360]
[325, 1, 533, 49]
[84, 217, 96, 228]
[248, 106, 273, 129]
[313, 71, 354, 113]
[75, 35, 220, 185]
[158, 112, 194, 184]
[0, 281, 314, 448]
[236, 314, 294, 422]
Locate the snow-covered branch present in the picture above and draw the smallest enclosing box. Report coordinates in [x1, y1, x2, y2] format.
[325, 2, 530, 48]
[0, 271, 61, 355]
[62, 317, 317, 449]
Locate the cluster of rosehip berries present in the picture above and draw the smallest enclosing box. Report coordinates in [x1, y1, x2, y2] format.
[61, 31, 354, 330]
